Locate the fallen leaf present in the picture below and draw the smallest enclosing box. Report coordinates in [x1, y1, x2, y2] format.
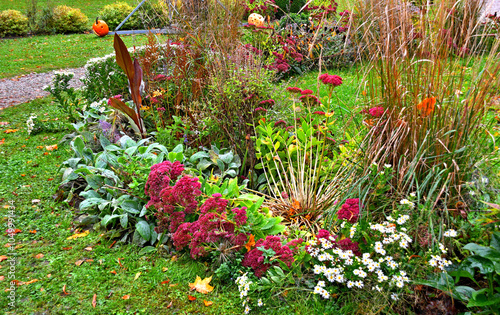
[0, 122, 9, 125]
[161, 280, 170, 285]
[62, 247, 72, 250]
[32, 199, 40, 204]
[29, 230, 37, 234]
[66, 230, 89, 240]
[134, 272, 141, 281]
[245, 234, 255, 252]
[62, 284, 69, 295]
[4, 129, 18, 134]
[47, 177, 54, 181]
[5, 229, 22, 235]
[189, 276, 214, 294]
[188, 295, 197, 301]
[110, 270, 117, 274]
[203, 300, 213, 306]
[117, 258, 124, 268]
[122, 295, 130, 300]
[84, 247, 92, 251]
[92, 294, 97, 308]
[47, 274, 51, 278]
[45, 144, 58, 151]
[0, 276, 4, 281]
[169, 283, 178, 287]
[109, 240, 116, 248]
[0, 139, 4, 145]
[37, 146, 44, 149]
[162, 267, 168, 272]
[170, 255, 177, 262]
[35, 253, 44, 259]
[0, 255, 9, 262]
[24, 279, 39, 285]
[75, 260, 85, 266]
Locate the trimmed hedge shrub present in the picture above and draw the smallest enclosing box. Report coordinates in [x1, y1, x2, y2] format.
[0, 10, 28, 37]
[99, 2, 141, 31]
[52, 5, 88, 34]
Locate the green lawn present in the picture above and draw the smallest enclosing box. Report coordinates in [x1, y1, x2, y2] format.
[0, 0, 136, 27]
[0, 33, 152, 78]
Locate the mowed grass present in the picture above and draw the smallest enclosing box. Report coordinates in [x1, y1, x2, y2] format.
[0, 0, 137, 27]
[0, 33, 155, 78]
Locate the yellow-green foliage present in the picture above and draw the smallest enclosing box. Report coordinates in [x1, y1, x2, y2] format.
[53, 5, 88, 34]
[0, 10, 28, 37]
[100, 2, 141, 30]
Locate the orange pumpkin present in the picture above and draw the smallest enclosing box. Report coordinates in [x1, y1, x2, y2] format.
[93, 18, 109, 37]
[248, 13, 265, 27]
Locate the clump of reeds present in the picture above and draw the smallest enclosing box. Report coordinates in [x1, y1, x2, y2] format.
[348, 0, 499, 212]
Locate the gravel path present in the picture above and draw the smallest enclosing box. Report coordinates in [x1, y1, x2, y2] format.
[0, 68, 86, 109]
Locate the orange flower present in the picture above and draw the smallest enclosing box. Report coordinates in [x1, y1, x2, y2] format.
[416, 97, 436, 117]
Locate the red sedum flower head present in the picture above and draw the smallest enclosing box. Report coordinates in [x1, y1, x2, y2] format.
[337, 198, 360, 223]
[319, 73, 343, 87]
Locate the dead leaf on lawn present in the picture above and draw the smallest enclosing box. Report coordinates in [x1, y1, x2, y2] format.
[0, 255, 9, 262]
[203, 300, 213, 307]
[0, 276, 4, 281]
[0, 139, 4, 145]
[62, 284, 69, 295]
[29, 230, 37, 234]
[0, 122, 9, 126]
[161, 280, 170, 285]
[75, 260, 85, 266]
[188, 295, 197, 301]
[32, 199, 41, 204]
[167, 301, 173, 308]
[134, 272, 141, 281]
[24, 279, 39, 285]
[35, 253, 44, 259]
[4, 129, 18, 134]
[62, 247, 72, 250]
[92, 294, 97, 308]
[5, 228, 22, 235]
[189, 276, 214, 294]
[170, 255, 177, 262]
[169, 283, 178, 287]
[162, 267, 168, 272]
[45, 144, 58, 151]
[110, 270, 117, 275]
[66, 230, 89, 240]
[122, 295, 130, 300]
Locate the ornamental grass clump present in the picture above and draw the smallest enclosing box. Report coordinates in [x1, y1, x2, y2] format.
[351, 0, 500, 208]
[255, 75, 359, 231]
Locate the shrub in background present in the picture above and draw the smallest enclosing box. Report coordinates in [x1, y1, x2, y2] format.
[52, 5, 88, 33]
[81, 53, 129, 103]
[0, 10, 28, 37]
[99, 2, 141, 31]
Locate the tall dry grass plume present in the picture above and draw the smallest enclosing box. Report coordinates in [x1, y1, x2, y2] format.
[351, 0, 500, 208]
